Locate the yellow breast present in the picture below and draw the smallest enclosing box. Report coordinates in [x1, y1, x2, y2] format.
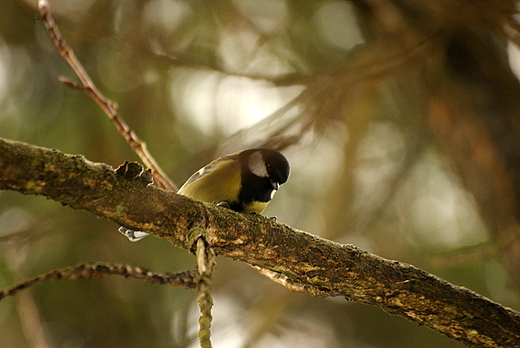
[243, 201, 268, 214]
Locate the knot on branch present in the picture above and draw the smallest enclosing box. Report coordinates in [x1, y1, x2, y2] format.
[115, 161, 153, 187]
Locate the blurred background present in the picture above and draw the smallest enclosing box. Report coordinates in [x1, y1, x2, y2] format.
[1, 0, 520, 347]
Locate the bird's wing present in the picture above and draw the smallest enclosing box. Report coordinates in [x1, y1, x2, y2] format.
[179, 153, 237, 190]
[178, 153, 241, 203]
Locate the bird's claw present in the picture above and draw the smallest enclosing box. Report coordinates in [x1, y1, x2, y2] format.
[216, 201, 231, 209]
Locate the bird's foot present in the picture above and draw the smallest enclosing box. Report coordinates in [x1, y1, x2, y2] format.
[118, 226, 149, 242]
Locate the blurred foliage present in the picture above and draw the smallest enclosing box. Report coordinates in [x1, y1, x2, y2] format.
[1, 0, 520, 347]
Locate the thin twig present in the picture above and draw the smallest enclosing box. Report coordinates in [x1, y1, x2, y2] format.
[0, 261, 198, 301]
[196, 238, 216, 348]
[37, 0, 177, 191]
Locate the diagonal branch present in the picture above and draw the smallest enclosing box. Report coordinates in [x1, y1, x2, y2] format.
[37, 0, 176, 192]
[0, 137, 519, 348]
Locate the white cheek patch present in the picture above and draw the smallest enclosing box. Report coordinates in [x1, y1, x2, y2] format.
[270, 189, 276, 200]
[249, 151, 268, 177]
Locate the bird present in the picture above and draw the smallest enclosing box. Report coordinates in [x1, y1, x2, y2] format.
[119, 148, 290, 241]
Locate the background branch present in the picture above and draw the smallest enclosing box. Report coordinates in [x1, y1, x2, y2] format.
[0, 261, 198, 300]
[1, 137, 519, 347]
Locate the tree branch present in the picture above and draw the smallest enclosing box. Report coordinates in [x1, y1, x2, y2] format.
[1, 137, 519, 348]
[38, 0, 177, 192]
[0, 262, 198, 300]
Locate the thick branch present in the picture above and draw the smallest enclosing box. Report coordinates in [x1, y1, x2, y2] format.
[0, 137, 519, 348]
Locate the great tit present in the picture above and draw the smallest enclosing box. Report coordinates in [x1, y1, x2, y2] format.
[119, 148, 290, 241]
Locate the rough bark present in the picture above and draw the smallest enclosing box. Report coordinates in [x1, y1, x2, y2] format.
[1, 137, 519, 348]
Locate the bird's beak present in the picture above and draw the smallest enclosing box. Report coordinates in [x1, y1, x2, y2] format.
[271, 181, 279, 191]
